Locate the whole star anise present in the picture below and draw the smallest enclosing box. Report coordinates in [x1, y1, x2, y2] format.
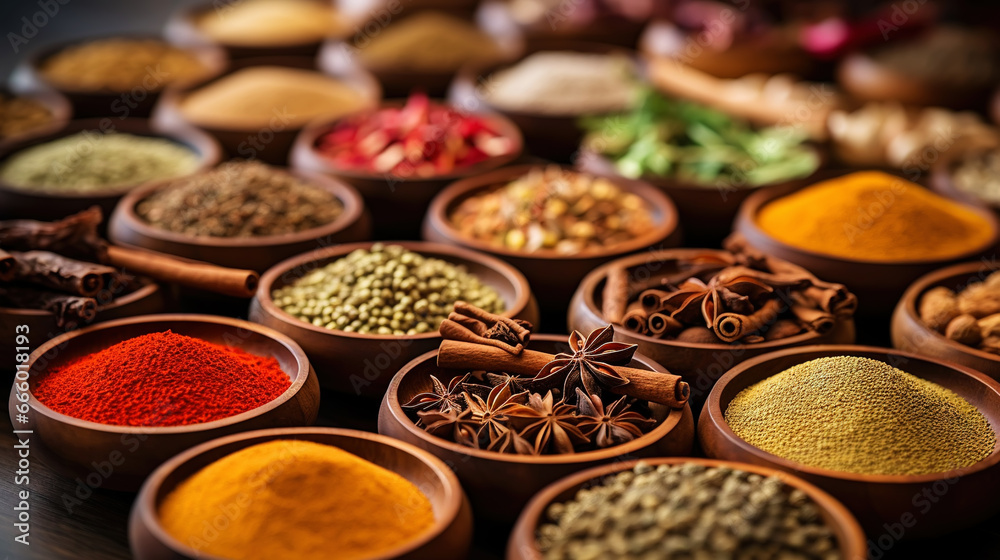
[417, 407, 480, 448]
[464, 380, 528, 445]
[575, 388, 656, 448]
[403, 373, 469, 413]
[486, 427, 535, 455]
[507, 391, 590, 454]
[526, 325, 636, 401]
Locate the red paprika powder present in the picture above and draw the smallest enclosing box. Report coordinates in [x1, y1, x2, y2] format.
[33, 330, 291, 426]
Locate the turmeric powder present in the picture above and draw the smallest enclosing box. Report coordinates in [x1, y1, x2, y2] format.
[159, 440, 435, 560]
[757, 171, 994, 261]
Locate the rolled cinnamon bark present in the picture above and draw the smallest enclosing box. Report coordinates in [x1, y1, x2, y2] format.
[648, 312, 683, 337]
[790, 302, 835, 334]
[0, 250, 14, 282]
[437, 340, 690, 407]
[12, 251, 116, 297]
[713, 298, 782, 343]
[0, 286, 97, 326]
[602, 265, 629, 325]
[640, 288, 672, 313]
[105, 246, 258, 298]
[622, 302, 650, 334]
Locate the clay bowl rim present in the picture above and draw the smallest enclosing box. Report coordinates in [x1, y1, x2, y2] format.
[0, 117, 222, 200]
[110, 166, 366, 249]
[132, 427, 466, 560]
[0, 278, 160, 321]
[736, 178, 1000, 267]
[159, 55, 383, 134]
[896, 261, 1000, 365]
[574, 249, 835, 351]
[168, 1, 359, 50]
[450, 40, 641, 120]
[703, 343, 1000, 484]
[510, 456, 868, 560]
[22, 313, 312, 435]
[23, 34, 228, 97]
[837, 50, 995, 103]
[382, 336, 690, 465]
[292, 98, 524, 183]
[255, 240, 533, 342]
[577, 147, 824, 196]
[929, 143, 1000, 211]
[0, 86, 73, 140]
[424, 163, 679, 262]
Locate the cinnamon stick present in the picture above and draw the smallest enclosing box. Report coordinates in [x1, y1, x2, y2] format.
[602, 265, 629, 325]
[0, 207, 106, 261]
[0, 250, 14, 282]
[105, 246, 259, 298]
[11, 251, 116, 297]
[622, 302, 649, 334]
[648, 312, 683, 337]
[713, 298, 782, 343]
[437, 340, 690, 408]
[0, 286, 97, 326]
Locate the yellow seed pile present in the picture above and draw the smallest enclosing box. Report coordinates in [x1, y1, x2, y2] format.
[726, 356, 996, 476]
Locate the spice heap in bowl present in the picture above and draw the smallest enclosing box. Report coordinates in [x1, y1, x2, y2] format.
[602, 239, 857, 345]
[536, 461, 844, 559]
[315, 92, 517, 178]
[157, 440, 433, 559]
[0, 93, 57, 139]
[272, 244, 504, 336]
[919, 271, 1000, 355]
[950, 149, 1000, 207]
[194, 0, 347, 48]
[726, 356, 995, 476]
[136, 161, 343, 238]
[448, 166, 653, 255]
[0, 131, 200, 194]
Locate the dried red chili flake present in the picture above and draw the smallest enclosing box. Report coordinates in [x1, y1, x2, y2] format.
[315, 92, 514, 177]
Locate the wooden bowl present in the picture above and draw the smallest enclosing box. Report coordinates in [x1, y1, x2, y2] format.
[0, 87, 72, 142]
[0, 118, 222, 221]
[7, 314, 320, 491]
[930, 144, 1000, 211]
[838, 51, 993, 110]
[476, 0, 646, 51]
[291, 102, 522, 239]
[733, 179, 1000, 321]
[319, 11, 524, 98]
[108, 167, 371, 273]
[130, 427, 472, 560]
[379, 335, 695, 525]
[153, 56, 381, 166]
[507, 457, 867, 560]
[11, 36, 226, 119]
[250, 241, 539, 397]
[699, 344, 1000, 537]
[568, 249, 856, 412]
[577, 149, 822, 247]
[164, 1, 356, 61]
[447, 41, 639, 162]
[892, 262, 1000, 380]
[423, 164, 681, 319]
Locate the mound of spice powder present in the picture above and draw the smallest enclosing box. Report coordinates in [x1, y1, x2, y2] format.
[40, 38, 207, 92]
[0, 93, 53, 139]
[756, 171, 994, 262]
[316, 92, 514, 177]
[136, 160, 343, 237]
[357, 11, 502, 72]
[159, 440, 434, 560]
[197, 0, 346, 46]
[33, 331, 291, 426]
[725, 356, 996, 475]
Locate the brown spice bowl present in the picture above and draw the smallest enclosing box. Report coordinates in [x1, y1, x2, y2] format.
[837, 51, 993, 111]
[891, 262, 1000, 380]
[507, 457, 867, 560]
[107, 168, 371, 273]
[11, 36, 227, 119]
[7, 314, 320, 491]
[577, 149, 823, 247]
[378, 335, 695, 525]
[423, 164, 681, 319]
[567, 249, 856, 412]
[447, 41, 639, 163]
[733, 180, 1000, 322]
[0, 86, 73, 142]
[249, 241, 539, 397]
[698, 344, 1000, 538]
[929, 143, 1000, 211]
[318, 12, 524, 98]
[477, 0, 645, 51]
[129, 427, 472, 560]
[0, 117, 222, 222]
[152, 56, 381, 166]
[291, 102, 523, 239]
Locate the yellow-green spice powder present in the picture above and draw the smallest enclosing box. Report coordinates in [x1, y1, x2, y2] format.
[726, 356, 996, 476]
